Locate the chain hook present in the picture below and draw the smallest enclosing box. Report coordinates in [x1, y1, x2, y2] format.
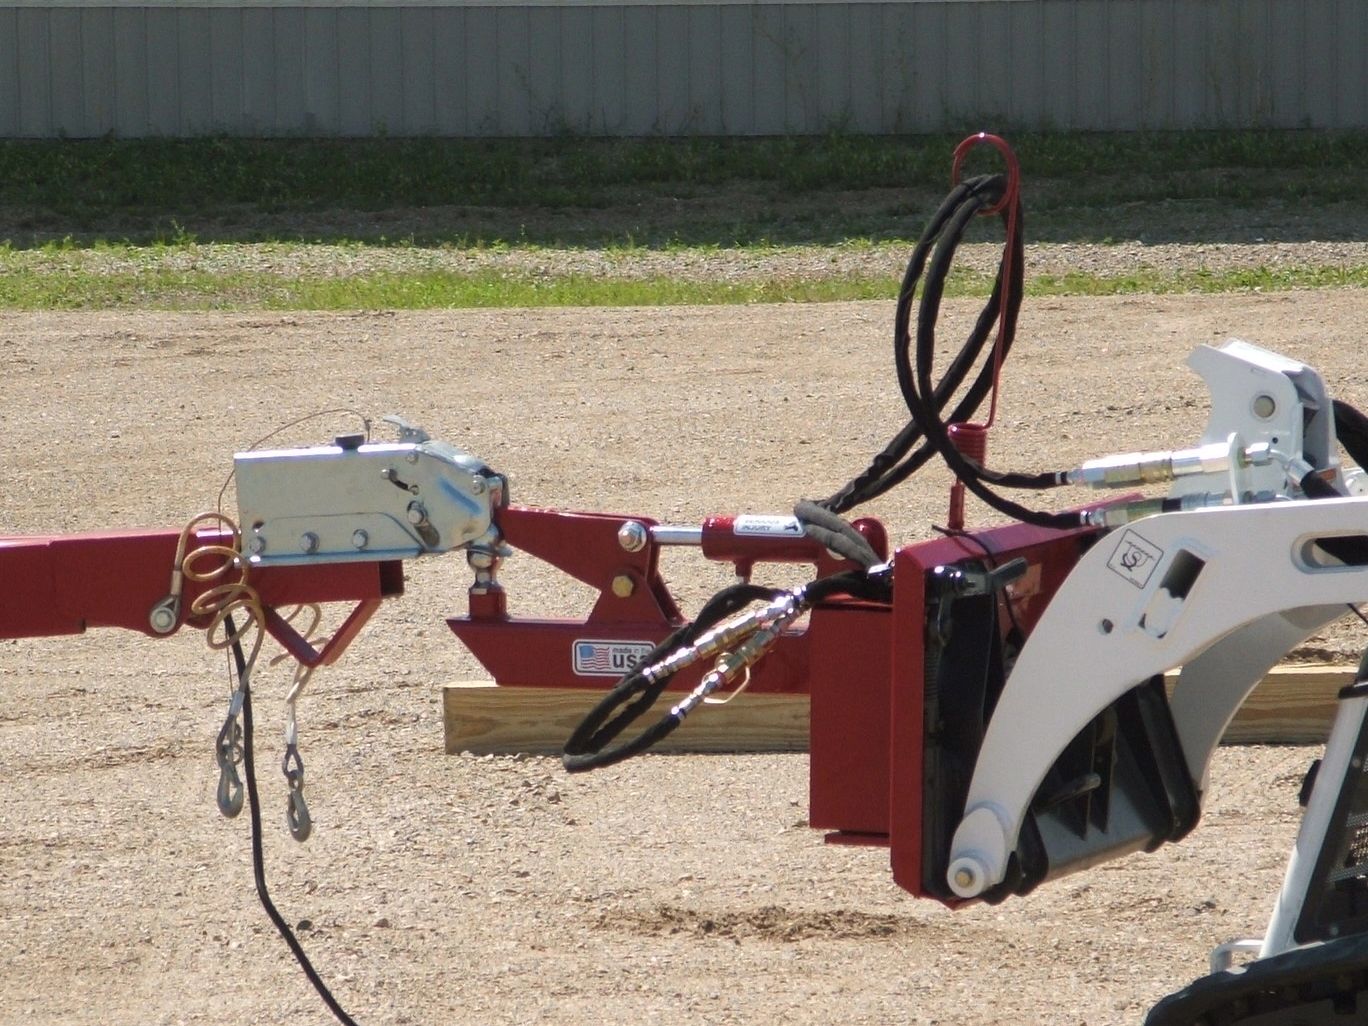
[282, 743, 312, 842]
[214, 690, 246, 818]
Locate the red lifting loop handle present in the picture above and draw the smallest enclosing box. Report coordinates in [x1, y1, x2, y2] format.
[948, 132, 1022, 431]
[950, 132, 1021, 215]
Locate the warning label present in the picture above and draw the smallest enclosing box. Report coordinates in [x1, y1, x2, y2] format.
[1107, 530, 1164, 589]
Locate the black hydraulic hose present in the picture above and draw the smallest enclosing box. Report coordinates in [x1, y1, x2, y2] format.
[793, 499, 882, 569]
[821, 176, 1011, 514]
[562, 569, 892, 773]
[562, 583, 783, 773]
[820, 173, 1070, 516]
[903, 176, 1081, 529]
[1335, 399, 1368, 471]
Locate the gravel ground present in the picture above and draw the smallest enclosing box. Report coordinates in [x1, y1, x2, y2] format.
[3, 292, 1368, 1025]
[6, 187, 1367, 285]
[7, 239, 1368, 283]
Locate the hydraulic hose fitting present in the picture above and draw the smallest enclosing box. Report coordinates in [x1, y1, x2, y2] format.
[670, 617, 794, 720]
[1067, 441, 1231, 488]
[1066, 439, 1276, 490]
[1084, 492, 1230, 528]
[640, 591, 800, 685]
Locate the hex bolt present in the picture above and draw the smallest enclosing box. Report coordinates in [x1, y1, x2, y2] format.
[249, 534, 266, 555]
[611, 574, 636, 598]
[299, 532, 320, 554]
[617, 521, 648, 553]
[407, 501, 429, 526]
[352, 529, 369, 550]
[405, 452, 419, 464]
[470, 475, 488, 496]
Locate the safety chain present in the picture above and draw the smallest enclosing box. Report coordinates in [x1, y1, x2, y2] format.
[280, 663, 316, 842]
[215, 683, 247, 818]
[161, 511, 319, 842]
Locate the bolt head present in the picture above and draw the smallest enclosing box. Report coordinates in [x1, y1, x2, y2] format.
[406, 502, 427, 525]
[352, 529, 369, 549]
[249, 535, 266, 555]
[470, 475, 488, 496]
[611, 574, 636, 598]
[953, 867, 975, 889]
[299, 532, 319, 554]
[617, 521, 648, 553]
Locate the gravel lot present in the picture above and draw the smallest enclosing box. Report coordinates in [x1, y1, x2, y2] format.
[8, 238, 1368, 284]
[3, 289, 1368, 1026]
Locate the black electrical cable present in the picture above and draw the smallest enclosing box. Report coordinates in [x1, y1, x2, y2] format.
[224, 614, 362, 1026]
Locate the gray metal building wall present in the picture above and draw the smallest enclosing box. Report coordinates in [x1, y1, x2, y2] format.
[2, 0, 1366, 138]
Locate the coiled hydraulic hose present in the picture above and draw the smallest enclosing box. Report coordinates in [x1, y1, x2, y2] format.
[819, 138, 1080, 527]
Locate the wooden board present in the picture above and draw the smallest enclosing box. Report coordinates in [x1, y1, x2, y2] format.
[443, 665, 1357, 756]
[443, 681, 810, 756]
[1206, 664, 1353, 745]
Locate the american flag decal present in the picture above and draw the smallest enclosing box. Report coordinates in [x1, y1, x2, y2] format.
[572, 639, 654, 677]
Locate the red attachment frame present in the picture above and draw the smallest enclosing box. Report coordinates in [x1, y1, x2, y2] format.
[0, 529, 404, 665]
[450, 500, 1106, 905]
[448, 506, 887, 693]
[809, 517, 1101, 904]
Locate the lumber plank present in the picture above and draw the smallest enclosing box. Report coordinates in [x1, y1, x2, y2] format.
[443, 681, 809, 756]
[1201, 665, 1352, 745]
[444, 666, 1356, 756]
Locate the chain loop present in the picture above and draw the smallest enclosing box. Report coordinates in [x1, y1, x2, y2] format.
[215, 717, 245, 818]
[282, 743, 312, 842]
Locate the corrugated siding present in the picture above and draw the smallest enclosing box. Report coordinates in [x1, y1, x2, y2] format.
[2, 0, 1366, 138]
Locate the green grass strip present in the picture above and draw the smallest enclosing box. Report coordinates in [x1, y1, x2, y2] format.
[1, 264, 1366, 311]
[3, 130, 1367, 219]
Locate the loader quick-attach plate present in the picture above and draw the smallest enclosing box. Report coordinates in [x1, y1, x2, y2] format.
[1146, 934, 1368, 1025]
[916, 560, 1200, 904]
[809, 513, 1200, 905]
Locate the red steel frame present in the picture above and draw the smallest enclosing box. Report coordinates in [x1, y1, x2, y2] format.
[2, 504, 1099, 908]
[449, 504, 1106, 904]
[0, 528, 404, 664]
[448, 505, 888, 694]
